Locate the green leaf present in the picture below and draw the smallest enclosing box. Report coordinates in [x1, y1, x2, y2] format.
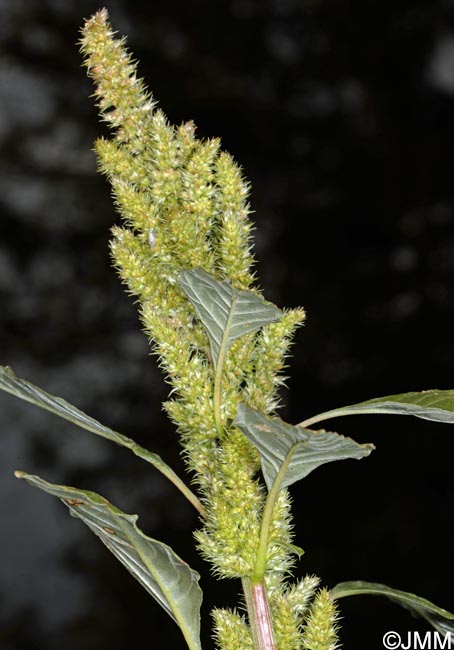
[178, 268, 282, 367]
[331, 581, 454, 634]
[234, 404, 374, 491]
[300, 389, 454, 428]
[15, 471, 203, 650]
[0, 366, 203, 513]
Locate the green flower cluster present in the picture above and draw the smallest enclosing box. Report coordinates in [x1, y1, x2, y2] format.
[81, 10, 338, 649]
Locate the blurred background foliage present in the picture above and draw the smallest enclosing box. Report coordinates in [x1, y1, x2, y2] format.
[1, 1, 454, 648]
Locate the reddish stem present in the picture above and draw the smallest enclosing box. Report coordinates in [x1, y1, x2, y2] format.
[242, 577, 276, 650]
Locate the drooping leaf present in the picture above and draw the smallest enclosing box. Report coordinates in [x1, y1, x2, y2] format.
[15, 471, 203, 650]
[0, 366, 202, 513]
[178, 268, 282, 367]
[234, 404, 374, 491]
[331, 581, 454, 635]
[300, 390, 454, 428]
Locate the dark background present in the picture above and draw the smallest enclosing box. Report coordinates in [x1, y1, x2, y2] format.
[1, 0, 453, 648]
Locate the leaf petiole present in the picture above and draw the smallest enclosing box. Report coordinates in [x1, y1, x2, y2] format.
[253, 446, 297, 581]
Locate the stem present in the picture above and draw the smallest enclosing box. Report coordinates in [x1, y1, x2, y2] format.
[155, 463, 205, 515]
[129, 443, 205, 515]
[242, 452, 296, 650]
[213, 351, 225, 438]
[242, 576, 276, 650]
[298, 406, 374, 428]
[298, 412, 338, 428]
[253, 478, 281, 581]
[253, 446, 296, 581]
[212, 295, 237, 438]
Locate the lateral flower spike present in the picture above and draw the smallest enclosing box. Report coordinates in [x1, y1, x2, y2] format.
[302, 589, 340, 650]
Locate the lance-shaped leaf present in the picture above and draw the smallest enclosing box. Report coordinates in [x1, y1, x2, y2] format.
[331, 581, 454, 635]
[300, 389, 454, 428]
[178, 268, 282, 367]
[15, 471, 203, 650]
[0, 366, 202, 513]
[234, 404, 374, 491]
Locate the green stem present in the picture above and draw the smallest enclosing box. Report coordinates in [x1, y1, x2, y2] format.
[242, 576, 276, 650]
[213, 351, 226, 438]
[149, 457, 204, 515]
[299, 406, 370, 428]
[126, 441, 204, 515]
[212, 295, 237, 438]
[253, 446, 296, 581]
[244, 451, 296, 649]
[253, 482, 280, 581]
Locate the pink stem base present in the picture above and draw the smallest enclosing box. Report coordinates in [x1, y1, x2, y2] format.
[242, 577, 276, 650]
